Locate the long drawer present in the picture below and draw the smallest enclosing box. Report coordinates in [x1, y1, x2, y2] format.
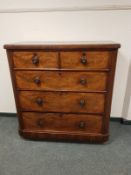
[13, 51, 110, 69]
[22, 112, 103, 134]
[15, 71, 108, 91]
[19, 91, 105, 113]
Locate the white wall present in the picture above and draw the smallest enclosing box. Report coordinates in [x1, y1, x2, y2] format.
[0, 0, 131, 10]
[0, 0, 131, 119]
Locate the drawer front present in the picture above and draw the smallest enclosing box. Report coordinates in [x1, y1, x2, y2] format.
[19, 91, 105, 113]
[22, 112, 103, 134]
[13, 52, 58, 68]
[60, 51, 110, 69]
[15, 71, 108, 91]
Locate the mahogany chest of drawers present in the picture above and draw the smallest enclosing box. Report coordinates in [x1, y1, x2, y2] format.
[4, 42, 120, 143]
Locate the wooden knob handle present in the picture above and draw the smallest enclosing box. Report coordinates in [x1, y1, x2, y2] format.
[37, 119, 44, 127]
[32, 54, 39, 65]
[81, 53, 87, 64]
[80, 78, 87, 85]
[79, 99, 86, 107]
[36, 98, 43, 105]
[79, 121, 86, 129]
[34, 77, 41, 84]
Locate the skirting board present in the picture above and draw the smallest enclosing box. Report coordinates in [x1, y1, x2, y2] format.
[0, 5, 131, 14]
[0, 113, 131, 125]
[120, 118, 131, 125]
[0, 113, 17, 117]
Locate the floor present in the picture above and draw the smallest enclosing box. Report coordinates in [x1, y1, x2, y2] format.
[0, 116, 131, 175]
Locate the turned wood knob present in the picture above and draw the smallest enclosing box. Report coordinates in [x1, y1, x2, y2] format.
[80, 54, 87, 64]
[80, 78, 87, 85]
[32, 54, 39, 65]
[79, 121, 86, 129]
[79, 99, 86, 107]
[36, 98, 43, 105]
[37, 119, 44, 127]
[34, 77, 41, 84]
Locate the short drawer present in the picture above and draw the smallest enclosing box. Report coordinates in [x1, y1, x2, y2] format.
[19, 91, 105, 113]
[15, 71, 108, 91]
[60, 51, 110, 69]
[13, 51, 58, 68]
[22, 112, 103, 134]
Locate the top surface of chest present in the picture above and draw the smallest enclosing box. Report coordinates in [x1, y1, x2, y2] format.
[4, 41, 120, 50]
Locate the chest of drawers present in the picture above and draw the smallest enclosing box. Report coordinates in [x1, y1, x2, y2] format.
[4, 42, 120, 143]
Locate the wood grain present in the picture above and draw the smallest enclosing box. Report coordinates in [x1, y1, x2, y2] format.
[15, 71, 108, 91]
[4, 42, 120, 50]
[22, 112, 103, 134]
[19, 91, 105, 113]
[13, 51, 58, 68]
[60, 51, 110, 69]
